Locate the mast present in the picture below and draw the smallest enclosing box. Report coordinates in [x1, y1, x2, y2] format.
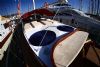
[17, 0, 21, 17]
[91, 0, 94, 14]
[88, 0, 91, 14]
[32, 0, 36, 20]
[79, 0, 82, 11]
[32, 0, 35, 10]
[88, 0, 100, 15]
[0, 15, 1, 21]
[14, 0, 17, 16]
[97, 0, 99, 15]
[94, 0, 96, 15]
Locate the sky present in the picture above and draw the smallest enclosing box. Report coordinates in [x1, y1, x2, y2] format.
[0, 0, 89, 16]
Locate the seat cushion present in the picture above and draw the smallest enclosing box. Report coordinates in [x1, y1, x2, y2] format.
[29, 30, 56, 46]
[57, 25, 74, 32]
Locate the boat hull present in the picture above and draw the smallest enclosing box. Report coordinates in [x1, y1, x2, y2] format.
[0, 32, 13, 60]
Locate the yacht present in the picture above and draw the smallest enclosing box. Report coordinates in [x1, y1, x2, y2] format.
[20, 8, 88, 67]
[0, 15, 15, 60]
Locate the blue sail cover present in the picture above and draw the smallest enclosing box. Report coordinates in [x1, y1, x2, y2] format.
[29, 30, 56, 46]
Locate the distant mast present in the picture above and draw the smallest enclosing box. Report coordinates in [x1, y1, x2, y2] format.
[17, 0, 21, 17]
[79, 0, 82, 11]
[32, 0, 35, 10]
[58, 0, 68, 4]
[0, 15, 1, 21]
[32, 0, 36, 19]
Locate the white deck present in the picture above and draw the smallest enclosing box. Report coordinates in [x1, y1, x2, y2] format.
[24, 18, 88, 67]
[24, 19, 69, 38]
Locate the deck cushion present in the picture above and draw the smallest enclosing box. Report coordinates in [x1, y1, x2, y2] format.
[57, 25, 74, 32]
[29, 30, 56, 46]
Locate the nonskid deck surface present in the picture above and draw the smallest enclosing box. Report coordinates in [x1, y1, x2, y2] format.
[24, 18, 76, 67]
[24, 19, 61, 32]
[24, 19, 74, 38]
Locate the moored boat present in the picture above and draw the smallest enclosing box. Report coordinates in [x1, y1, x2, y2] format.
[0, 15, 16, 60]
[21, 8, 89, 67]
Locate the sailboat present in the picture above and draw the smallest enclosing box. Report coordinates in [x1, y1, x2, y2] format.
[20, 0, 89, 66]
[0, 15, 15, 60]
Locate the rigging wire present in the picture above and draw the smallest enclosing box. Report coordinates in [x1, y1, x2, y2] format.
[36, 2, 64, 51]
